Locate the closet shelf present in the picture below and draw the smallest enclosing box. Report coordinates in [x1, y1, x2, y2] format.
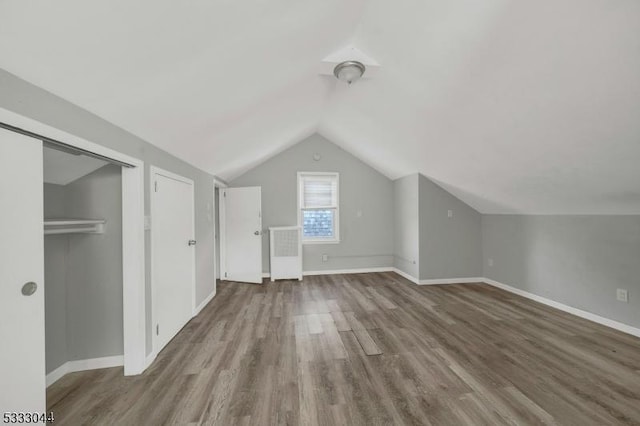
[44, 219, 106, 235]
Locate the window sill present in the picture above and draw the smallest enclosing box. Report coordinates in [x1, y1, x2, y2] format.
[302, 239, 341, 245]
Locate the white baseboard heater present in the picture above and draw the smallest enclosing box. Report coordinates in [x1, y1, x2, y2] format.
[269, 226, 303, 281]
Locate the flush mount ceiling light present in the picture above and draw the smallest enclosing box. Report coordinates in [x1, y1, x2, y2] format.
[333, 60, 366, 85]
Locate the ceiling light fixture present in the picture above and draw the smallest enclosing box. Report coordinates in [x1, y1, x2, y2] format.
[333, 60, 365, 85]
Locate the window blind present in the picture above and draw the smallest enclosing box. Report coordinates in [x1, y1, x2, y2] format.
[300, 176, 338, 209]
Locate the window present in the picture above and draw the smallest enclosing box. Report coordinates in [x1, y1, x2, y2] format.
[297, 172, 339, 243]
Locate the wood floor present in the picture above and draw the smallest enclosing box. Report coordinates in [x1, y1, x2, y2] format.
[48, 272, 640, 425]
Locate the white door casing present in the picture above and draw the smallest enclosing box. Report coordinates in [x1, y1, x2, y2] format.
[0, 107, 146, 377]
[0, 129, 45, 412]
[150, 167, 195, 354]
[212, 178, 227, 284]
[221, 187, 263, 284]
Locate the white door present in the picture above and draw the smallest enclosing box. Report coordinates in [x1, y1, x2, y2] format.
[222, 187, 262, 284]
[151, 169, 195, 353]
[0, 129, 45, 412]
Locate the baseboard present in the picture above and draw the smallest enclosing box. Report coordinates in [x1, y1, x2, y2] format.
[46, 355, 124, 387]
[145, 351, 157, 370]
[194, 289, 216, 315]
[419, 277, 484, 285]
[390, 268, 420, 284]
[45, 363, 70, 387]
[483, 278, 640, 338]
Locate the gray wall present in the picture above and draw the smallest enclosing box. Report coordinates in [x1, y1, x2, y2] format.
[65, 165, 123, 362]
[1, 69, 216, 357]
[419, 174, 482, 280]
[230, 134, 395, 272]
[44, 166, 123, 373]
[43, 184, 68, 373]
[482, 215, 640, 329]
[393, 174, 419, 278]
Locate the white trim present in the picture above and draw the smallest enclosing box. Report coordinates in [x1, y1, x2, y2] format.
[482, 278, 640, 338]
[121, 165, 146, 376]
[195, 289, 216, 315]
[212, 179, 226, 286]
[297, 171, 340, 244]
[144, 351, 157, 371]
[46, 355, 124, 387]
[419, 277, 484, 285]
[150, 166, 194, 186]
[213, 177, 228, 188]
[391, 268, 420, 284]
[149, 166, 197, 356]
[0, 108, 147, 377]
[219, 188, 227, 280]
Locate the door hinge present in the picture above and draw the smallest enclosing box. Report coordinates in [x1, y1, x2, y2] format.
[154, 181, 158, 192]
[156, 324, 159, 335]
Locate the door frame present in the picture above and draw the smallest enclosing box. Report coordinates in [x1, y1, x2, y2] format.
[0, 107, 147, 376]
[215, 179, 228, 281]
[149, 166, 196, 357]
[213, 178, 227, 286]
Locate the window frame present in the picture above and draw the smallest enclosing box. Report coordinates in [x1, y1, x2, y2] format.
[297, 171, 340, 244]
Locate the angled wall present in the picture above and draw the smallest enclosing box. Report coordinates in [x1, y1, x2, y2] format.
[230, 133, 395, 273]
[419, 174, 482, 280]
[393, 174, 420, 278]
[482, 215, 640, 329]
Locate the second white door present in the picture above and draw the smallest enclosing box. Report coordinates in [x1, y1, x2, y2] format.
[151, 168, 195, 353]
[222, 187, 262, 284]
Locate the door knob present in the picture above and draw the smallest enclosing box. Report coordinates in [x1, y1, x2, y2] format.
[254, 231, 260, 235]
[22, 282, 37, 296]
[188, 240, 197, 246]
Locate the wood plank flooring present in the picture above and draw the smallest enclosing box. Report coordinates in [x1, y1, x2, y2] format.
[47, 272, 640, 425]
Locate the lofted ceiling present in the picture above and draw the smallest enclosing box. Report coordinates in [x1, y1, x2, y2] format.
[1, 0, 639, 213]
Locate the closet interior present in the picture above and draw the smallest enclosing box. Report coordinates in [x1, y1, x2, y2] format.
[43, 144, 124, 386]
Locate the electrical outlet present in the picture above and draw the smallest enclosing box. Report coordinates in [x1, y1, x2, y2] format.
[357, 210, 363, 218]
[447, 210, 453, 218]
[617, 289, 628, 303]
[488, 258, 494, 267]
[322, 254, 329, 262]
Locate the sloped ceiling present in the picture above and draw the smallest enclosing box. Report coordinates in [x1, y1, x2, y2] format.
[1, 0, 639, 213]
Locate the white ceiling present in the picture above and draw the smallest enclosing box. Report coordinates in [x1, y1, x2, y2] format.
[1, 0, 639, 213]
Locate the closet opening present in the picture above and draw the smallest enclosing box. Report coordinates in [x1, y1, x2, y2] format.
[1, 107, 146, 409]
[43, 146, 125, 390]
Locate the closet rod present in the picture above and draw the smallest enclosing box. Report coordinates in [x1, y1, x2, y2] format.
[0, 121, 135, 168]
